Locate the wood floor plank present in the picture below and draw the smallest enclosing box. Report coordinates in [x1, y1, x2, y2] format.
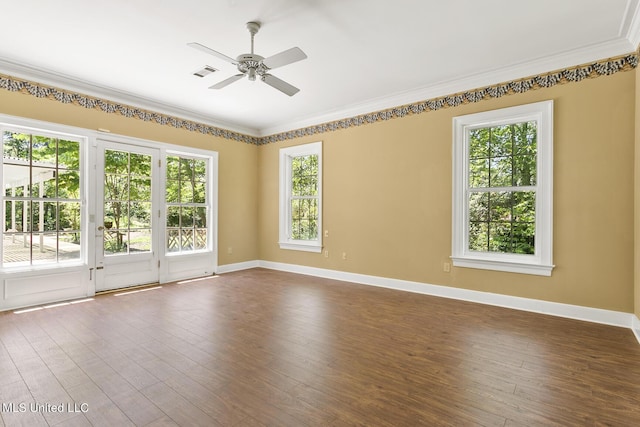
[1, 267, 640, 426]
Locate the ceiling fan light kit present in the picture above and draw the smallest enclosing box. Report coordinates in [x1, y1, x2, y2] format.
[189, 21, 307, 96]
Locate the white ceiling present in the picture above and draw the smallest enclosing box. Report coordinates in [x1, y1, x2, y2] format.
[1, 0, 639, 136]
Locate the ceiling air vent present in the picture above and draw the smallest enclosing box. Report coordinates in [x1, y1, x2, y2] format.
[193, 66, 218, 78]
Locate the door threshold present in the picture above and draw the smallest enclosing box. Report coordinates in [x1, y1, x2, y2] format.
[95, 282, 161, 296]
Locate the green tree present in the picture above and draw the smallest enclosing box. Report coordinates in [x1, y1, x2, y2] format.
[468, 122, 537, 254]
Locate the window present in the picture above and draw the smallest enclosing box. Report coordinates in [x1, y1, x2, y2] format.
[279, 142, 322, 252]
[452, 101, 553, 276]
[165, 154, 209, 254]
[2, 129, 83, 266]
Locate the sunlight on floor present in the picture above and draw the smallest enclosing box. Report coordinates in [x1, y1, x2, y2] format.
[113, 286, 162, 297]
[14, 298, 94, 314]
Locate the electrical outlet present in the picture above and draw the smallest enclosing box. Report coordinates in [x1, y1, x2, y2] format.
[443, 262, 451, 272]
[324, 250, 329, 258]
[342, 252, 347, 260]
[227, 247, 233, 254]
[324, 230, 329, 238]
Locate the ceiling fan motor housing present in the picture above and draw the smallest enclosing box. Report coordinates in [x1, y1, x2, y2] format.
[236, 54, 268, 81]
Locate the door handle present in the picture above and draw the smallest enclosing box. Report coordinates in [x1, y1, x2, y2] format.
[97, 226, 104, 231]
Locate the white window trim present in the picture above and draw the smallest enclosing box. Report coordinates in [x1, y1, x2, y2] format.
[452, 100, 554, 276]
[279, 141, 322, 253]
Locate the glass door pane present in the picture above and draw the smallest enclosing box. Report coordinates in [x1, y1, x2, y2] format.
[103, 149, 152, 256]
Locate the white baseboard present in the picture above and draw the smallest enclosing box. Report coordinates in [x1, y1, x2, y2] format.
[633, 315, 640, 344]
[216, 260, 260, 274]
[218, 260, 640, 344]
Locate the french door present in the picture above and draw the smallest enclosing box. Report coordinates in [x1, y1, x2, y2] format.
[0, 115, 218, 310]
[95, 142, 160, 291]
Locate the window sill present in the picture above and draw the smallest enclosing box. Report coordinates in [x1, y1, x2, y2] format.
[451, 256, 554, 276]
[279, 241, 322, 253]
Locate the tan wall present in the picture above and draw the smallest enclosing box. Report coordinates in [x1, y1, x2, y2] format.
[0, 90, 259, 265]
[0, 68, 636, 313]
[258, 70, 636, 313]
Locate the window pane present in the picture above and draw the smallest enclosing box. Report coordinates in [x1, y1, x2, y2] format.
[166, 206, 180, 227]
[166, 179, 180, 203]
[513, 223, 535, 254]
[31, 165, 55, 195]
[4, 165, 29, 196]
[488, 222, 512, 253]
[5, 200, 28, 232]
[57, 170, 80, 198]
[469, 128, 489, 159]
[180, 158, 194, 178]
[30, 201, 57, 232]
[105, 174, 128, 201]
[194, 207, 207, 228]
[166, 156, 180, 180]
[489, 157, 512, 187]
[3, 233, 30, 265]
[469, 158, 489, 187]
[130, 177, 151, 201]
[490, 125, 513, 157]
[104, 230, 127, 255]
[193, 159, 207, 180]
[513, 121, 537, 155]
[193, 181, 206, 203]
[130, 202, 151, 228]
[31, 233, 58, 264]
[59, 202, 81, 231]
[58, 139, 80, 170]
[468, 221, 489, 252]
[181, 229, 194, 251]
[167, 228, 180, 252]
[3, 132, 30, 161]
[513, 155, 536, 186]
[468, 192, 488, 222]
[105, 150, 128, 174]
[59, 232, 81, 261]
[130, 154, 151, 177]
[180, 180, 194, 203]
[129, 229, 151, 252]
[195, 229, 207, 250]
[31, 136, 56, 165]
[512, 192, 536, 223]
[489, 192, 512, 222]
[105, 201, 127, 229]
[181, 207, 194, 228]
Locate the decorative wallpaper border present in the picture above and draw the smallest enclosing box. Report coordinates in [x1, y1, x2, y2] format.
[0, 50, 638, 146]
[260, 51, 639, 145]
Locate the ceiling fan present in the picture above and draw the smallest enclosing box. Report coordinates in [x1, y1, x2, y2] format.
[188, 21, 307, 96]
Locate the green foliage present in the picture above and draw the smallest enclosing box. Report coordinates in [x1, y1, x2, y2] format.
[290, 154, 319, 240]
[165, 155, 208, 252]
[468, 122, 537, 254]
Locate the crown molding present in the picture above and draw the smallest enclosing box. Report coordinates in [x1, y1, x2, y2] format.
[259, 37, 636, 137]
[1, 35, 638, 143]
[623, 0, 640, 47]
[0, 56, 261, 137]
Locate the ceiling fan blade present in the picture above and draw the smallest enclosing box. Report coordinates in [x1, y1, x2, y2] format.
[209, 74, 245, 89]
[262, 47, 307, 70]
[188, 42, 237, 65]
[262, 74, 300, 96]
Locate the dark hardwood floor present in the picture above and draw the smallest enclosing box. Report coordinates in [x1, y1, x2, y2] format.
[1, 268, 639, 426]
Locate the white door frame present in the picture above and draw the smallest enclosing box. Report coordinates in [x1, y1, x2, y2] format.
[94, 140, 161, 292]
